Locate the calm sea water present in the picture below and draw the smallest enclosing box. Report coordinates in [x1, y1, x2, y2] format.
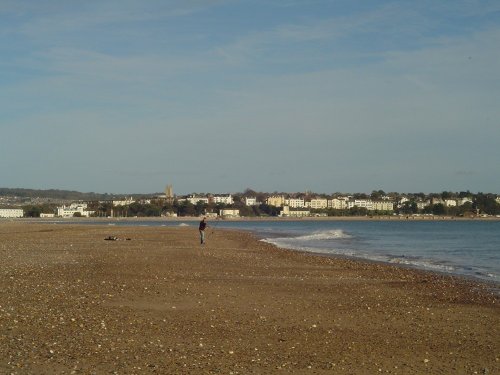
[53, 219, 500, 284]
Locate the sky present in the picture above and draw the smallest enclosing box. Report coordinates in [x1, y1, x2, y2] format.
[1, 0, 499, 195]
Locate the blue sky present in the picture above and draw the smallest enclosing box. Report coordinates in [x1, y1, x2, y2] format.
[1, 0, 499, 195]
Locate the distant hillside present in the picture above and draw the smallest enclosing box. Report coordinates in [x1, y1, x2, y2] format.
[0, 188, 148, 201]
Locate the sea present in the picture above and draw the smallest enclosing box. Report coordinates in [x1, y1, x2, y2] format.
[208, 219, 500, 284]
[52, 219, 500, 285]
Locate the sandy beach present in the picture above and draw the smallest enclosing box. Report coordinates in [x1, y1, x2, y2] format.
[1, 222, 498, 374]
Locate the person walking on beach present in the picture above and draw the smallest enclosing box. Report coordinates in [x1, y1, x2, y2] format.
[199, 217, 207, 245]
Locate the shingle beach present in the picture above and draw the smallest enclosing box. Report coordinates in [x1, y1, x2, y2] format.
[1, 222, 498, 374]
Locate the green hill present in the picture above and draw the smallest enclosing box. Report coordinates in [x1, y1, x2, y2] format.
[0, 188, 148, 201]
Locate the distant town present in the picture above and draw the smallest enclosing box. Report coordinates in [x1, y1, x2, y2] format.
[1, 186, 499, 219]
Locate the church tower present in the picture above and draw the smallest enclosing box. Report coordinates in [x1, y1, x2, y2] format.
[165, 184, 174, 204]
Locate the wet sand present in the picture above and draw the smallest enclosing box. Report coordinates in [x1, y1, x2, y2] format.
[0, 222, 498, 374]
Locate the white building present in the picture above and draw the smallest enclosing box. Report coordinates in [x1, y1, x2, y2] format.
[431, 197, 445, 205]
[57, 205, 94, 218]
[280, 206, 310, 217]
[348, 199, 373, 210]
[245, 197, 259, 206]
[444, 199, 457, 207]
[213, 195, 234, 205]
[416, 200, 430, 210]
[186, 195, 210, 205]
[67, 202, 88, 209]
[220, 209, 239, 217]
[458, 198, 473, 206]
[113, 197, 135, 206]
[309, 198, 328, 209]
[371, 201, 394, 211]
[266, 196, 286, 207]
[328, 198, 348, 210]
[399, 197, 410, 205]
[286, 198, 305, 208]
[0, 208, 24, 218]
[40, 213, 55, 218]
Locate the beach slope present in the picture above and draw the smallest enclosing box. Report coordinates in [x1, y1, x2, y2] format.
[0, 222, 498, 374]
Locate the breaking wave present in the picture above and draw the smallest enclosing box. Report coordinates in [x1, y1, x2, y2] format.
[261, 229, 352, 254]
[293, 229, 352, 241]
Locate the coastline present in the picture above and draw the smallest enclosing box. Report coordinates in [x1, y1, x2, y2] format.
[1, 222, 498, 374]
[13, 216, 500, 286]
[6, 214, 500, 223]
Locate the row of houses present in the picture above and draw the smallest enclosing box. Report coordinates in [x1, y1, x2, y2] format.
[0, 208, 24, 218]
[177, 194, 234, 205]
[0, 208, 57, 218]
[1, 193, 495, 218]
[265, 195, 477, 211]
[265, 196, 395, 211]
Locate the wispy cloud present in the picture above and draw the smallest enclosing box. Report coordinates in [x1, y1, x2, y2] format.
[2, 0, 230, 34]
[37, 47, 207, 82]
[214, 1, 500, 70]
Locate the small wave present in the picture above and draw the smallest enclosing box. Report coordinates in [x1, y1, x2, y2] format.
[261, 240, 354, 256]
[389, 258, 455, 272]
[260, 229, 351, 249]
[178, 223, 190, 227]
[293, 229, 351, 241]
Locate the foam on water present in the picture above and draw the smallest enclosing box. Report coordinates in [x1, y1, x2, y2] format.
[292, 229, 352, 241]
[389, 257, 456, 273]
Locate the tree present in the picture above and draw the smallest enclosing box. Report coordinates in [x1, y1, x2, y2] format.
[243, 188, 257, 196]
[126, 202, 161, 217]
[441, 191, 453, 200]
[458, 190, 472, 198]
[258, 204, 280, 216]
[237, 195, 246, 204]
[238, 205, 255, 217]
[353, 193, 368, 199]
[349, 206, 368, 216]
[195, 201, 208, 216]
[94, 201, 113, 217]
[432, 203, 446, 215]
[23, 205, 41, 217]
[177, 201, 196, 217]
[457, 202, 474, 217]
[370, 190, 386, 200]
[414, 192, 426, 200]
[474, 193, 500, 215]
[400, 201, 417, 215]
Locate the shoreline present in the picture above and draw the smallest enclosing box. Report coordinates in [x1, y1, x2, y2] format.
[5, 214, 500, 222]
[279, 243, 500, 295]
[10, 216, 500, 287]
